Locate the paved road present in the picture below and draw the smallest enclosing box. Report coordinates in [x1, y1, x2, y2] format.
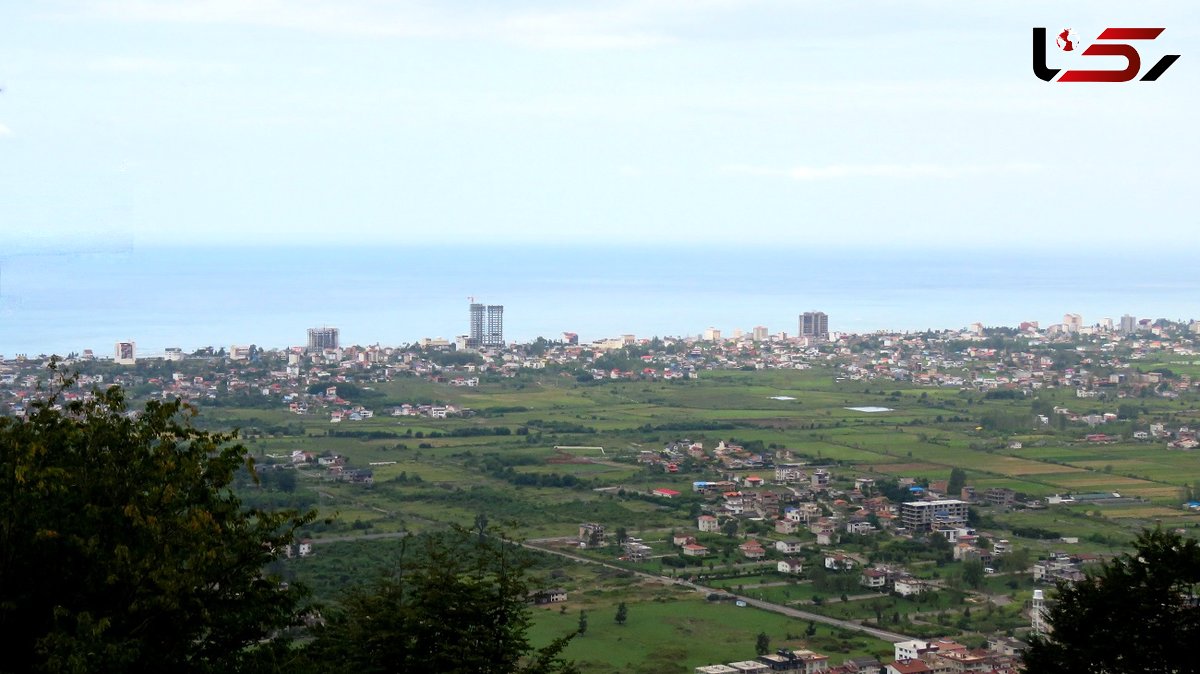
[518, 540, 915, 644]
[302, 529, 917, 643]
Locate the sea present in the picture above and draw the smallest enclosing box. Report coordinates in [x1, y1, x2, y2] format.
[0, 245, 1196, 357]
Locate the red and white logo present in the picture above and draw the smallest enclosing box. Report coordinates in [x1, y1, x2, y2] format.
[1055, 28, 1078, 52]
[1033, 27, 1180, 82]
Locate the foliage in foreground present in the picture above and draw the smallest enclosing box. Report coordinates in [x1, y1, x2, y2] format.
[0, 380, 315, 673]
[304, 529, 578, 674]
[1, 374, 578, 673]
[1024, 528, 1200, 674]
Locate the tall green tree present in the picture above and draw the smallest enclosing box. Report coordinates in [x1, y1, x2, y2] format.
[0, 378, 314, 673]
[614, 602, 628, 626]
[947, 467, 967, 496]
[755, 631, 771, 656]
[305, 529, 577, 674]
[1024, 528, 1200, 674]
[961, 560, 985, 589]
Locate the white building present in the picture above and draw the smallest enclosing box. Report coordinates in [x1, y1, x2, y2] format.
[114, 341, 136, 365]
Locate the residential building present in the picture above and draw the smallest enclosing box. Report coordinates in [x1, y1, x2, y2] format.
[757, 649, 829, 673]
[468, 302, 504, 348]
[775, 518, 800, 534]
[1120, 314, 1137, 335]
[895, 641, 939, 662]
[578, 522, 605, 547]
[900, 499, 969, 530]
[824, 553, 855, 570]
[529, 588, 568, 604]
[306, 326, 339, 352]
[1063, 313, 1083, 333]
[800, 311, 829, 339]
[886, 661, 931, 674]
[115, 341, 136, 365]
[740, 540, 766, 559]
[984, 488, 1016, 506]
[861, 568, 888, 589]
[893, 577, 928, 597]
[753, 325, 769, 341]
[775, 463, 806, 483]
[778, 558, 804, 575]
[698, 515, 720, 532]
[775, 540, 804, 554]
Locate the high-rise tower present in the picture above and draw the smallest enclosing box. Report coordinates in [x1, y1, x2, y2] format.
[307, 326, 339, 352]
[468, 302, 504, 348]
[799, 311, 829, 339]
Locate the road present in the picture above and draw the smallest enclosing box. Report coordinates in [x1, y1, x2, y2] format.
[298, 529, 917, 642]
[518, 540, 916, 643]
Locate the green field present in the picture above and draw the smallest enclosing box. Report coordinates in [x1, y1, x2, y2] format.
[200, 366, 1200, 670]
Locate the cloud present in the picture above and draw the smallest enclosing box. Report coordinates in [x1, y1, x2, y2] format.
[721, 162, 1042, 180]
[0, 123, 12, 137]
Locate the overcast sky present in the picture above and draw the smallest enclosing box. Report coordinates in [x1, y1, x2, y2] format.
[1, 1, 1196, 250]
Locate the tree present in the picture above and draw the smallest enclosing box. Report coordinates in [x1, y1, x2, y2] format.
[947, 467, 967, 497]
[998, 548, 1031, 574]
[722, 518, 739, 538]
[755, 631, 771, 656]
[962, 560, 985, 589]
[577, 610, 588, 637]
[1024, 528, 1200, 674]
[305, 528, 578, 674]
[869, 599, 887, 624]
[614, 602, 628, 626]
[615, 527, 628, 548]
[0, 378, 314, 673]
[274, 466, 299, 493]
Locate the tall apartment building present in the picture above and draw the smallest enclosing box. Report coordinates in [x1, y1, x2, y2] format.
[468, 303, 504, 348]
[1120, 314, 1137, 335]
[799, 311, 829, 339]
[752, 325, 769, 341]
[900, 499, 969, 531]
[114, 341, 136, 365]
[307, 326, 339, 352]
[1063, 313, 1083, 333]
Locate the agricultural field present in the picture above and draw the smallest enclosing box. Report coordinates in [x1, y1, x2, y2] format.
[203, 366, 1200, 669]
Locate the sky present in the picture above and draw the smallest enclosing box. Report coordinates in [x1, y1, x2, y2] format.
[0, 1, 1197, 251]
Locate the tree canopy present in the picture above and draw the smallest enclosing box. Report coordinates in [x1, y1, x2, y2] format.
[1024, 528, 1200, 674]
[0, 378, 314, 673]
[304, 528, 578, 674]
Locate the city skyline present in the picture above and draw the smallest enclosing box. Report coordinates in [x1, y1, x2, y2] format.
[23, 308, 1186, 361]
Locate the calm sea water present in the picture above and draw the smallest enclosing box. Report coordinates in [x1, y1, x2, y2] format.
[0, 245, 1196, 356]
